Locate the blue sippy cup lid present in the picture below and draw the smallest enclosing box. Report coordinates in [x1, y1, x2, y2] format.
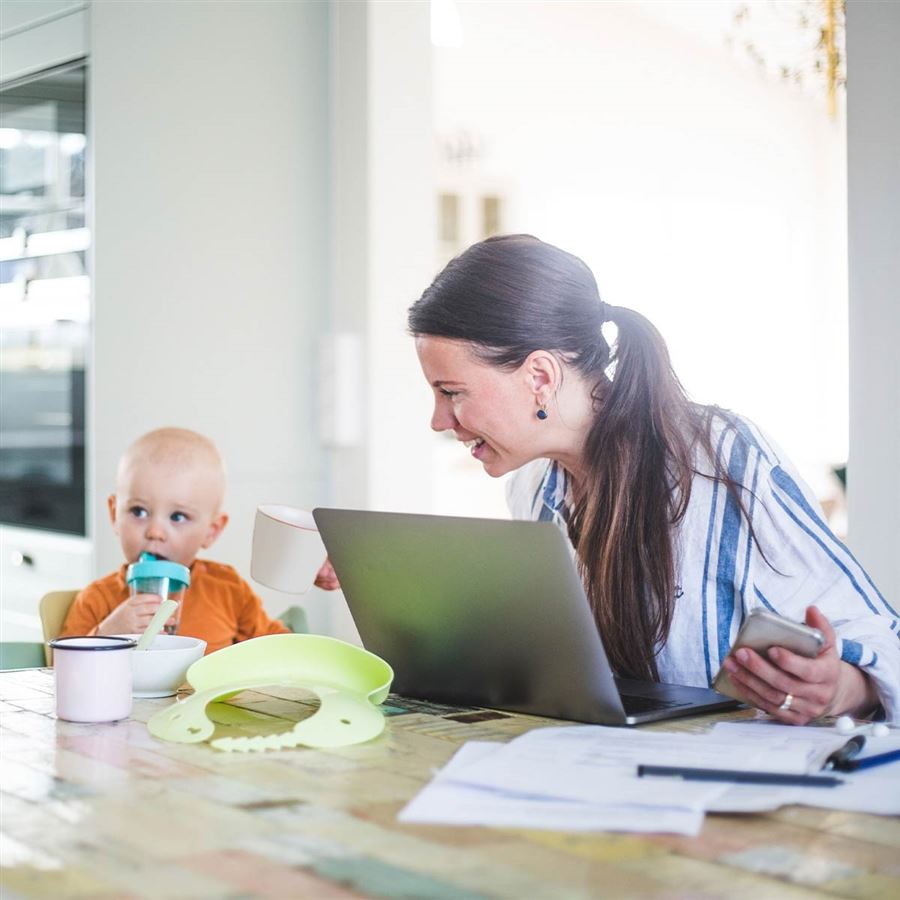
[126, 552, 190, 589]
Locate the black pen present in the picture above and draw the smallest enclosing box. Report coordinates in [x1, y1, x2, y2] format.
[831, 748, 900, 773]
[823, 735, 866, 770]
[636, 764, 844, 787]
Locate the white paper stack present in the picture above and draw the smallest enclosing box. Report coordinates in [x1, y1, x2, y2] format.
[398, 723, 900, 834]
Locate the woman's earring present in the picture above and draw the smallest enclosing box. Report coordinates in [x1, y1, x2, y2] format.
[536, 403, 548, 421]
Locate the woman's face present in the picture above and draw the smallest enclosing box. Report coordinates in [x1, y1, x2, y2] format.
[415, 335, 544, 477]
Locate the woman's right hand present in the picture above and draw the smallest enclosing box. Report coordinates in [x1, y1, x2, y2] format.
[314, 558, 341, 591]
[98, 593, 172, 635]
[721, 605, 879, 724]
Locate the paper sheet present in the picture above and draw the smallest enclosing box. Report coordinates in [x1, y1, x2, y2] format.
[708, 721, 900, 815]
[442, 725, 817, 810]
[399, 742, 705, 835]
[709, 720, 850, 769]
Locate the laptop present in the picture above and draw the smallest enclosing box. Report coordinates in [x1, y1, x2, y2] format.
[312, 508, 739, 725]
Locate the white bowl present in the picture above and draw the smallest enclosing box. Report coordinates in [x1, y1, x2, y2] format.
[123, 634, 207, 698]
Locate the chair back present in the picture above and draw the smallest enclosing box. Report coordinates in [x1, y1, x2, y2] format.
[0, 642, 46, 670]
[39, 590, 79, 665]
[277, 605, 309, 634]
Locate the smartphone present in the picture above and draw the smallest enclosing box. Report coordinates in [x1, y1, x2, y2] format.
[712, 609, 825, 702]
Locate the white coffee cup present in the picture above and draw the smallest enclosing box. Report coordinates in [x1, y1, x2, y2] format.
[251, 504, 327, 594]
[49, 635, 136, 722]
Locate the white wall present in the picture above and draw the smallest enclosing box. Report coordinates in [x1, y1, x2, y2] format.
[328, 0, 435, 515]
[326, 0, 435, 643]
[846, 0, 900, 604]
[365, 2, 436, 513]
[90, 0, 333, 626]
[433, 0, 848, 519]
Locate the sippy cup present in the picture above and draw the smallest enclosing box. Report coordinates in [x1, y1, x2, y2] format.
[125, 552, 191, 635]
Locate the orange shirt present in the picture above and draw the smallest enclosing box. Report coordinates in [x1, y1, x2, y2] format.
[60, 559, 290, 654]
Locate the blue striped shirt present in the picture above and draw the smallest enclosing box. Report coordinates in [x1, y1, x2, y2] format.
[506, 412, 900, 722]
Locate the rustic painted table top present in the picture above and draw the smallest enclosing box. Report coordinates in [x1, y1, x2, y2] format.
[1, 667, 898, 899]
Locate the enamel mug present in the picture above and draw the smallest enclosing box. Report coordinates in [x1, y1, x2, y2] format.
[49, 636, 137, 722]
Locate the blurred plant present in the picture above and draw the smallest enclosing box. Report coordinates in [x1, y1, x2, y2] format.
[728, 0, 845, 118]
[438, 128, 484, 168]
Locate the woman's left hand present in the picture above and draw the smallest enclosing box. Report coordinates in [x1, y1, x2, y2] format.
[722, 605, 876, 724]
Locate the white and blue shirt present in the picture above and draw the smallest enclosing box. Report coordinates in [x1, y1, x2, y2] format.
[506, 412, 900, 722]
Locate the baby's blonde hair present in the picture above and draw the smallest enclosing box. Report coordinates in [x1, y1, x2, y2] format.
[118, 428, 226, 510]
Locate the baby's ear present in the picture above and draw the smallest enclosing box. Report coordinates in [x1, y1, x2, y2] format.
[202, 513, 229, 549]
[107, 494, 118, 528]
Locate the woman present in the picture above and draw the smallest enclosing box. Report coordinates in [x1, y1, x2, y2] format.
[409, 234, 898, 725]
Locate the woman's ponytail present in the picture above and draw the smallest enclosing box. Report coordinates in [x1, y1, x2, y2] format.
[570, 306, 697, 680]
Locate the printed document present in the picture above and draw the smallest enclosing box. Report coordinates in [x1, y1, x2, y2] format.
[398, 741, 705, 835]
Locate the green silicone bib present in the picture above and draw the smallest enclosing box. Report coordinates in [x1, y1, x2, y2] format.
[146, 633, 393, 751]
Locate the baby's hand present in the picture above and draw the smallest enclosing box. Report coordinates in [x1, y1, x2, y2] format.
[98, 593, 171, 635]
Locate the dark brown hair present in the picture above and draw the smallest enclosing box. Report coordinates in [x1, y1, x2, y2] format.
[409, 234, 725, 680]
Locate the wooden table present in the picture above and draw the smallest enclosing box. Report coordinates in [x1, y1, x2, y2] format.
[1, 668, 898, 899]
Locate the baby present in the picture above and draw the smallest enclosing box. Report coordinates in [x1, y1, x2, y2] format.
[61, 427, 295, 653]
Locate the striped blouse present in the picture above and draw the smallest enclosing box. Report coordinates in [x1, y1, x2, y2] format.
[505, 412, 900, 722]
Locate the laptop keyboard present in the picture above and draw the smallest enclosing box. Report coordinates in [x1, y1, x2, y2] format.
[620, 694, 692, 714]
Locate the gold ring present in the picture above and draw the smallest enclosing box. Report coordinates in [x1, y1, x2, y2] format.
[778, 692, 793, 711]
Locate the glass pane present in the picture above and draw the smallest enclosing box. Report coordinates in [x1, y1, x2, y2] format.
[439, 192, 460, 243]
[482, 195, 501, 238]
[0, 67, 86, 238]
[0, 64, 88, 535]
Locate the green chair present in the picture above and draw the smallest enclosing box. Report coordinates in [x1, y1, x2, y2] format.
[0, 642, 46, 670]
[277, 606, 309, 634]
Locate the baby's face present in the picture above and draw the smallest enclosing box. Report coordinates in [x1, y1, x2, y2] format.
[110, 457, 226, 566]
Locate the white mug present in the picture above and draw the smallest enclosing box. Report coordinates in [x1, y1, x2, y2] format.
[50, 636, 136, 722]
[251, 504, 327, 594]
